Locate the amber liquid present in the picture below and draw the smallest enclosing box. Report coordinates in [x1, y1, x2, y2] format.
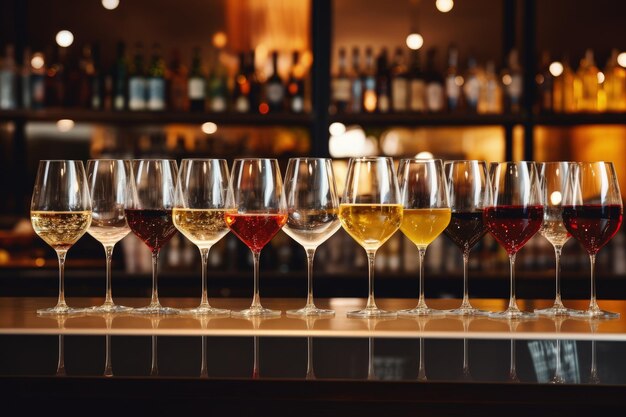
[31, 211, 92, 251]
[338, 204, 403, 251]
[400, 208, 451, 248]
[173, 208, 230, 248]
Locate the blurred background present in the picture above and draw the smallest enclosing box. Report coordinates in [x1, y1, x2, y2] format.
[1, 0, 626, 301]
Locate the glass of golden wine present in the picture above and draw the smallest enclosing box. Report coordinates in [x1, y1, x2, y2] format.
[339, 157, 403, 318]
[397, 158, 451, 316]
[31, 160, 92, 315]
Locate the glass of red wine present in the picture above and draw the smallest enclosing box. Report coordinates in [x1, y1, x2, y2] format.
[484, 162, 543, 319]
[225, 158, 287, 317]
[125, 159, 180, 315]
[562, 161, 623, 319]
[443, 160, 490, 316]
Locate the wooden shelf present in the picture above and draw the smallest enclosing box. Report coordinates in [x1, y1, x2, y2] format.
[329, 112, 525, 127]
[533, 112, 626, 126]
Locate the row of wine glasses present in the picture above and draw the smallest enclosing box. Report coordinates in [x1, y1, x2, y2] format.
[30, 158, 623, 319]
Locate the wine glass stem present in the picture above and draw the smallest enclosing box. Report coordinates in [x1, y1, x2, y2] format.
[150, 252, 160, 306]
[417, 247, 427, 308]
[56, 250, 68, 308]
[461, 252, 471, 308]
[305, 248, 316, 309]
[553, 245, 563, 306]
[104, 335, 113, 377]
[251, 251, 262, 309]
[104, 245, 114, 306]
[589, 254, 598, 311]
[199, 248, 211, 308]
[365, 250, 377, 310]
[508, 253, 519, 310]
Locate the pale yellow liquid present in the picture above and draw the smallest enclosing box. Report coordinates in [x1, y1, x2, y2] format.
[173, 208, 230, 248]
[31, 211, 92, 251]
[338, 204, 403, 251]
[400, 208, 451, 248]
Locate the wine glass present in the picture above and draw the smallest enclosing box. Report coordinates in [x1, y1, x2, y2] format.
[125, 159, 179, 315]
[397, 159, 450, 317]
[225, 158, 287, 317]
[535, 162, 581, 317]
[31, 160, 92, 315]
[173, 159, 231, 316]
[485, 162, 543, 319]
[562, 161, 623, 319]
[86, 159, 132, 313]
[283, 158, 341, 316]
[444, 161, 490, 316]
[338, 157, 403, 318]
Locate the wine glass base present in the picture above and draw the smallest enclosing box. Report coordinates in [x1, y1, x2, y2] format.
[37, 305, 83, 315]
[231, 307, 281, 318]
[534, 306, 584, 317]
[179, 306, 231, 317]
[488, 309, 536, 320]
[132, 305, 181, 315]
[397, 307, 445, 317]
[83, 304, 134, 314]
[569, 309, 620, 320]
[286, 306, 335, 317]
[347, 307, 397, 319]
[445, 306, 491, 316]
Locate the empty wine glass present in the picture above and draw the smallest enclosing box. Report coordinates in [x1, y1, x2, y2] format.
[562, 162, 623, 319]
[339, 157, 403, 318]
[126, 159, 179, 315]
[283, 158, 341, 316]
[86, 159, 132, 313]
[226, 158, 287, 317]
[173, 159, 231, 316]
[31, 160, 92, 315]
[485, 162, 543, 319]
[397, 159, 451, 317]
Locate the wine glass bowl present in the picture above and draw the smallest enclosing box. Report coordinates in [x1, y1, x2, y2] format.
[31, 160, 92, 315]
[173, 159, 231, 316]
[283, 158, 341, 317]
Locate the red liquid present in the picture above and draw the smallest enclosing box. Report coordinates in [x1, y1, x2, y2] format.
[484, 205, 543, 255]
[562, 204, 623, 255]
[444, 211, 486, 253]
[225, 213, 287, 253]
[125, 208, 178, 253]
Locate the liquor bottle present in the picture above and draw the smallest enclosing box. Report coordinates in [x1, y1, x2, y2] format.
[561, 56, 576, 113]
[248, 50, 261, 112]
[350, 47, 363, 113]
[287, 50, 305, 113]
[604, 49, 626, 111]
[0, 44, 17, 110]
[128, 43, 147, 111]
[376, 48, 391, 113]
[331, 47, 350, 113]
[147, 44, 166, 111]
[445, 45, 461, 112]
[65, 46, 83, 107]
[479, 60, 502, 113]
[362, 47, 377, 113]
[463, 56, 480, 113]
[537, 51, 553, 113]
[504, 49, 523, 113]
[168, 48, 188, 112]
[208, 48, 228, 112]
[266, 50, 285, 112]
[30, 52, 45, 109]
[390, 47, 408, 112]
[112, 42, 127, 111]
[89, 44, 103, 110]
[20, 47, 32, 109]
[188, 47, 206, 112]
[74, 44, 94, 108]
[45, 46, 66, 107]
[233, 52, 251, 113]
[425, 48, 444, 112]
[408, 49, 426, 112]
[577, 49, 598, 112]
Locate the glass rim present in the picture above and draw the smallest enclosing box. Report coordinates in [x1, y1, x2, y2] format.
[180, 158, 228, 162]
[287, 157, 332, 162]
[232, 157, 279, 162]
[348, 156, 393, 162]
[38, 159, 85, 163]
[399, 157, 443, 163]
[443, 159, 487, 164]
[86, 158, 131, 162]
[131, 158, 177, 162]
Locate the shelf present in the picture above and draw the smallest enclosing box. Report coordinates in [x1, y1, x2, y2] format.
[328, 113, 525, 127]
[533, 112, 626, 126]
[0, 109, 314, 127]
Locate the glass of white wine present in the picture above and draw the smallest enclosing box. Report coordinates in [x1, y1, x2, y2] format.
[85, 159, 132, 313]
[31, 160, 92, 315]
[173, 159, 231, 316]
[397, 159, 451, 316]
[283, 158, 341, 317]
[339, 157, 403, 318]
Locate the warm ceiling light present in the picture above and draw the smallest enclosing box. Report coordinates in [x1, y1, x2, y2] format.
[31, 53, 45, 70]
[406, 33, 424, 50]
[435, 0, 454, 13]
[56, 119, 75, 132]
[101, 0, 119, 10]
[502, 74, 512, 85]
[55, 30, 74, 47]
[201, 122, 218, 135]
[212, 32, 227, 49]
[549, 61, 564, 77]
[617, 52, 626, 68]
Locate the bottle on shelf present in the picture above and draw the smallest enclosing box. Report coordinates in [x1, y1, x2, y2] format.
[331, 47, 350, 114]
[128, 42, 147, 111]
[479, 60, 502, 114]
[408, 49, 426, 113]
[20, 47, 32, 109]
[188, 47, 206, 112]
[208, 47, 228, 113]
[536, 51, 553, 113]
[463, 56, 480, 113]
[362, 46, 377, 113]
[350, 46, 363, 113]
[233, 51, 251, 113]
[577, 49, 599, 112]
[147, 44, 166, 111]
[604, 49, 626, 111]
[0, 44, 17, 110]
[445, 45, 461, 112]
[503, 49, 523, 113]
[425, 48, 445, 113]
[112, 42, 127, 111]
[287, 50, 305, 113]
[168, 48, 188, 112]
[30, 51, 45, 109]
[266, 50, 285, 112]
[553, 55, 576, 113]
[45, 45, 66, 107]
[390, 47, 408, 112]
[375, 48, 391, 113]
[247, 50, 261, 112]
[89, 44, 103, 110]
